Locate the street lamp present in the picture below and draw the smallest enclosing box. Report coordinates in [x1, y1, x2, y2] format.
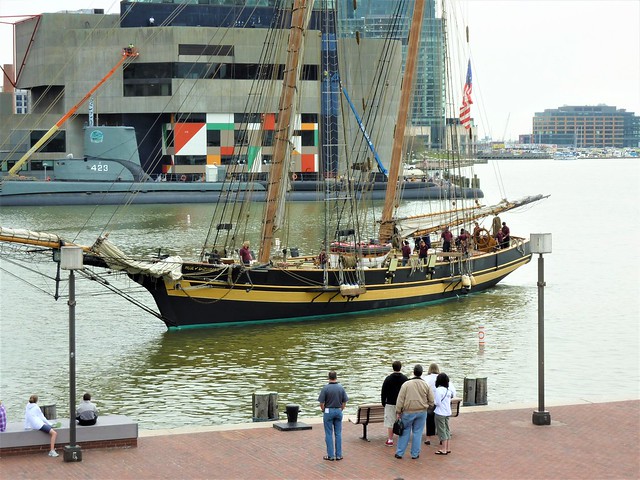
[530, 233, 552, 426]
[60, 246, 84, 462]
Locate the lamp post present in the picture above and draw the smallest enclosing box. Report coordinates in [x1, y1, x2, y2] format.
[60, 246, 84, 462]
[530, 233, 552, 426]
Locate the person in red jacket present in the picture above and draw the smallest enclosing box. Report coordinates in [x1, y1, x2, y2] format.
[500, 222, 510, 249]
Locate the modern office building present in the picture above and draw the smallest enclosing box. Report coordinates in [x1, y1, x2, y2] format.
[339, 0, 447, 149]
[532, 105, 639, 148]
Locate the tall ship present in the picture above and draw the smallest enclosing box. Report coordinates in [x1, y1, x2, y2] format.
[0, 0, 545, 329]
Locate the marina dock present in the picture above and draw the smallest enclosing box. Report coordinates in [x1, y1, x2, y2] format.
[1, 399, 637, 479]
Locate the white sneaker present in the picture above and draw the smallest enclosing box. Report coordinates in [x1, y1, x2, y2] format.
[48, 450, 59, 457]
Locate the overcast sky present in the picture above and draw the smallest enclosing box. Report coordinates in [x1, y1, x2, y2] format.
[1, 0, 638, 141]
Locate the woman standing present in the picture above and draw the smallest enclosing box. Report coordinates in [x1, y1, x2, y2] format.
[24, 394, 58, 457]
[423, 363, 439, 445]
[433, 373, 455, 455]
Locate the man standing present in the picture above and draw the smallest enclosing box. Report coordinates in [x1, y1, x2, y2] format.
[501, 222, 511, 249]
[441, 227, 453, 253]
[318, 371, 348, 461]
[401, 241, 412, 266]
[394, 364, 434, 460]
[381, 361, 408, 446]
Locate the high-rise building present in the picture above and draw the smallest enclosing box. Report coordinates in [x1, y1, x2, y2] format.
[532, 105, 639, 148]
[339, 0, 446, 149]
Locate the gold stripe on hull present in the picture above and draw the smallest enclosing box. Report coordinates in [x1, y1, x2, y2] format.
[162, 255, 531, 305]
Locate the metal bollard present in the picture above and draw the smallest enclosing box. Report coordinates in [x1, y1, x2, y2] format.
[285, 404, 300, 423]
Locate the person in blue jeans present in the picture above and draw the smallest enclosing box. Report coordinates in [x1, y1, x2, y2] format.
[394, 364, 435, 459]
[318, 370, 349, 461]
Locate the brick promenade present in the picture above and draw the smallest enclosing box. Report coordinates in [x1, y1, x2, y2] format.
[1, 400, 638, 479]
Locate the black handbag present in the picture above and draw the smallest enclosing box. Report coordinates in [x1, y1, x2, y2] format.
[393, 417, 404, 436]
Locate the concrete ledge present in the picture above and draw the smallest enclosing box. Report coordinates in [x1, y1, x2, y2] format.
[0, 414, 137, 457]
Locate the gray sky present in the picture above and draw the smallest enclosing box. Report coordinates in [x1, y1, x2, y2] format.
[1, 0, 638, 142]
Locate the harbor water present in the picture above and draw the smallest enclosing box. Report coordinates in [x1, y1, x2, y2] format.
[0, 159, 638, 429]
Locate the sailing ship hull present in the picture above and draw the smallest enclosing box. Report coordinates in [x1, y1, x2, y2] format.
[132, 242, 531, 328]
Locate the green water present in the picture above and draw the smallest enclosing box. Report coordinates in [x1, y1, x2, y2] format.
[1, 159, 638, 429]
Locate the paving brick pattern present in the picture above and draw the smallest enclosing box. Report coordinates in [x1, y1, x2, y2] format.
[1, 400, 637, 479]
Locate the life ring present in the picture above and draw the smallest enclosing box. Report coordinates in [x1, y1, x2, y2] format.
[292, 173, 298, 181]
[180, 174, 187, 182]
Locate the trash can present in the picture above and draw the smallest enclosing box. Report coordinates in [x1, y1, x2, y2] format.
[41, 404, 57, 420]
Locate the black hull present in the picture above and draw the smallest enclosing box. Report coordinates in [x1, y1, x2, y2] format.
[133, 243, 531, 329]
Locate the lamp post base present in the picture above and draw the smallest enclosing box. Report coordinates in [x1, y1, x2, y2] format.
[532, 410, 551, 425]
[63, 445, 83, 462]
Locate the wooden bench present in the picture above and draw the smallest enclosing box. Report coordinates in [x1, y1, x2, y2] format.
[349, 403, 385, 441]
[0, 414, 138, 457]
[350, 399, 461, 442]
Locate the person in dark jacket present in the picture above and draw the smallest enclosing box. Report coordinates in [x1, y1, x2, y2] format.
[381, 361, 408, 446]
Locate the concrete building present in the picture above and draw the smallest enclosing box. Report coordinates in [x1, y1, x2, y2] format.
[532, 105, 640, 148]
[0, 1, 411, 179]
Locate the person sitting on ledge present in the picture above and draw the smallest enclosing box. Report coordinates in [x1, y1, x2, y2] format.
[24, 394, 59, 457]
[76, 392, 99, 426]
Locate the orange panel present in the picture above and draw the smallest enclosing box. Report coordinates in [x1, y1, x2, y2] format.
[301, 153, 316, 172]
[263, 113, 276, 130]
[207, 154, 221, 165]
[220, 146, 234, 155]
[300, 123, 316, 131]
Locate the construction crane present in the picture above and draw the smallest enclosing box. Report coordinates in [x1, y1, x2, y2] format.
[6, 48, 139, 176]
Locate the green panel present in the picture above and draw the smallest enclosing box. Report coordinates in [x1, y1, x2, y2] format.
[207, 123, 234, 130]
[247, 146, 261, 170]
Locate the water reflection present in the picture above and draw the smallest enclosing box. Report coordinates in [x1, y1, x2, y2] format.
[73, 284, 536, 430]
[1, 159, 638, 429]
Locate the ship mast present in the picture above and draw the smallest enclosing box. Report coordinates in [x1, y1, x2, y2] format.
[258, 0, 313, 263]
[378, 0, 426, 243]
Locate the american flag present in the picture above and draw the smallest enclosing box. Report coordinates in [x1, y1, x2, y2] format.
[459, 60, 473, 130]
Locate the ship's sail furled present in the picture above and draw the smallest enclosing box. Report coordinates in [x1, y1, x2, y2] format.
[92, 236, 183, 281]
[393, 194, 548, 239]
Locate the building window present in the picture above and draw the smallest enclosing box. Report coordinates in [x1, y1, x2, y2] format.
[178, 44, 234, 56]
[30, 130, 65, 152]
[207, 129, 221, 147]
[301, 130, 315, 147]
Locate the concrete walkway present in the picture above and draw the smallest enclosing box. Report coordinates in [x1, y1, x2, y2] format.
[1, 400, 638, 479]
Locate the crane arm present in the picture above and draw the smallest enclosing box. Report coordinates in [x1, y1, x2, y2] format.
[8, 49, 138, 176]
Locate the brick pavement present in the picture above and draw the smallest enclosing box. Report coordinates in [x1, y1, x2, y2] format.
[1, 400, 638, 479]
